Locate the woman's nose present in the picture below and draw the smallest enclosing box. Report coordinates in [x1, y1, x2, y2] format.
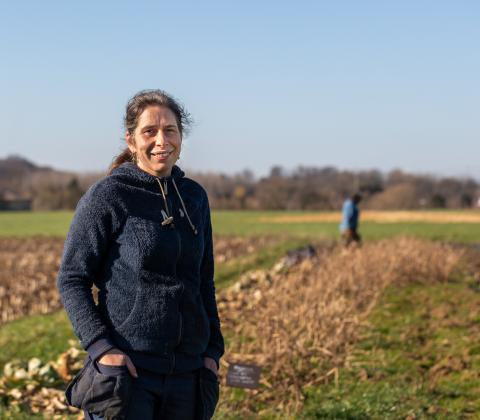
[155, 131, 169, 146]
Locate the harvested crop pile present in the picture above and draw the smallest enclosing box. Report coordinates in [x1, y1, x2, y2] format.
[0, 236, 274, 324]
[217, 237, 468, 416]
[0, 343, 84, 418]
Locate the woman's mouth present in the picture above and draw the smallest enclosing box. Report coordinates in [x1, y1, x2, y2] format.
[150, 151, 173, 161]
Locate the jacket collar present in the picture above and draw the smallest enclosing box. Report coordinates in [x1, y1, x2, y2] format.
[111, 162, 185, 187]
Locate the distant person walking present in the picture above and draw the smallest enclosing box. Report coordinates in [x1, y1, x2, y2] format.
[57, 89, 224, 419]
[340, 193, 362, 247]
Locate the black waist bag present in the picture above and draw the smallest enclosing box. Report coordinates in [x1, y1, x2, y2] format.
[65, 357, 132, 420]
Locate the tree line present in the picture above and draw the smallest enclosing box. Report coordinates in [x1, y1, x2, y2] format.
[194, 166, 478, 210]
[1, 157, 478, 210]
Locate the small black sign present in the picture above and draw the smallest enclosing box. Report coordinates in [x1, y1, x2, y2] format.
[226, 363, 262, 389]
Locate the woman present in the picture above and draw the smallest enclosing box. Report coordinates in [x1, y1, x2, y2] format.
[57, 89, 224, 419]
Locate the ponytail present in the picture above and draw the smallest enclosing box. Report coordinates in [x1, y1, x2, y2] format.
[108, 148, 133, 175]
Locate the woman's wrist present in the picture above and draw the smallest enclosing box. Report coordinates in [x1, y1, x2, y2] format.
[86, 337, 116, 362]
[203, 356, 219, 376]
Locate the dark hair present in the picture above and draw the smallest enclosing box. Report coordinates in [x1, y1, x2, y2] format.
[352, 193, 362, 203]
[108, 89, 192, 174]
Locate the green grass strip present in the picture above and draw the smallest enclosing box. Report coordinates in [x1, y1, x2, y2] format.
[302, 276, 480, 419]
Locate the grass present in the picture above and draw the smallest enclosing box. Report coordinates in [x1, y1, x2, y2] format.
[212, 211, 480, 243]
[1, 209, 480, 243]
[301, 275, 480, 419]
[0, 211, 73, 237]
[0, 311, 76, 370]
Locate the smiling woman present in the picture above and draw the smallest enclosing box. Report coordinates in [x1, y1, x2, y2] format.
[57, 89, 223, 420]
[126, 105, 182, 177]
[110, 89, 192, 177]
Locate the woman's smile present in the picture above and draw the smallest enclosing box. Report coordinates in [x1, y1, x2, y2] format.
[150, 150, 174, 161]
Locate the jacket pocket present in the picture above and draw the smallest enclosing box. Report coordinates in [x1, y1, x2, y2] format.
[65, 358, 132, 420]
[177, 291, 210, 355]
[114, 270, 183, 351]
[198, 366, 220, 420]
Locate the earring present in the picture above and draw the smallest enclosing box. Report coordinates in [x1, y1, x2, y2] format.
[131, 151, 137, 163]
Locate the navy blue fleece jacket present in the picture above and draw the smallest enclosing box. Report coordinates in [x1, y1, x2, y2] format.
[57, 162, 224, 373]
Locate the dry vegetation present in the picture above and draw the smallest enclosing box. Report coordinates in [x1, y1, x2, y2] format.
[216, 237, 469, 416]
[0, 235, 272, 325]
[0, 237, 64, 324]
[0, 237, 475, 418]
[261, 210, 480, 224]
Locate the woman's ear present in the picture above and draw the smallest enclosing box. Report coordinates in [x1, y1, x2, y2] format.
[125, 132, 136, 153]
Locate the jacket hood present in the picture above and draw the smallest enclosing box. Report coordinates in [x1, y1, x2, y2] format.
[110, 162, 185, 190]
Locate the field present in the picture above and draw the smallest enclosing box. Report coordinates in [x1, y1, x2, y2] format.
[2, 210, 480, 242]
[0, 210, 479, 419]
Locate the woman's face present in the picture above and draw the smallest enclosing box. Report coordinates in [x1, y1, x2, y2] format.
[126, 105, 182, 178]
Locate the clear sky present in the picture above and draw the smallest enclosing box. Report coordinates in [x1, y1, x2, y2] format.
[1, 1, 479, 179]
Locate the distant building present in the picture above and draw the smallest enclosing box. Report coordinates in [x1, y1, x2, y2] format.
[0, 189, 32, 211]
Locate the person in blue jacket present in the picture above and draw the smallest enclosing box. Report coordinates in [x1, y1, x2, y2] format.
[339, 193, 362, 247]
[57, 89, 224, 419]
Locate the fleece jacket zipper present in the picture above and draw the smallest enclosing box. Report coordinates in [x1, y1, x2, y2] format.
[158, 180, 185, 373]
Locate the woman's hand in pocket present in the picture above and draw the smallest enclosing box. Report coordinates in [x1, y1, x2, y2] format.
[203, 357, 218, 377]
[98, 348, 138, 378]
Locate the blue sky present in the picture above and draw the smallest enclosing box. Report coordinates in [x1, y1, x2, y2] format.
[1, 1, 479, 179]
